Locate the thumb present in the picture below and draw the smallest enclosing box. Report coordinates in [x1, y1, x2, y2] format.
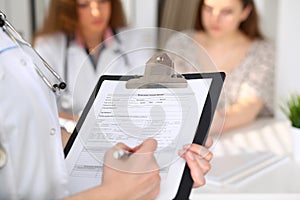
[133, 138, 158, 153]
[131, 138, 159, 173]
[115, 142, 133, 152]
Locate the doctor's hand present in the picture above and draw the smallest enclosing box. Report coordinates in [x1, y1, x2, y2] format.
[102, 139, 161, 200]
[179, 136, 213, 188]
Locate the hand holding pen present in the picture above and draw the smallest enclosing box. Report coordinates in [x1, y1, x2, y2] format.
[102, 139, 160, 200]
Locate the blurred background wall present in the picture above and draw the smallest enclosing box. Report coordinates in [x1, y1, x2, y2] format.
[1, 0, 33, 40]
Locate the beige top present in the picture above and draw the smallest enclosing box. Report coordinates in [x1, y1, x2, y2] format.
[165, 30, 275, 117]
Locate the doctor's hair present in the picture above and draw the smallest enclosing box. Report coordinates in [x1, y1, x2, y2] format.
[194, 0, 264, 40]
[33, 0, 126, 42]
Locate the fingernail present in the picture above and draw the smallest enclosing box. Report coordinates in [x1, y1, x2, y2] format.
[187, 151, 195, 161]
[178, 149, 185, 156]
[183, 144, 191, 150]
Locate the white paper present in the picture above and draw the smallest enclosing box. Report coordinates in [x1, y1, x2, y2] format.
[65, 78, 212, 199]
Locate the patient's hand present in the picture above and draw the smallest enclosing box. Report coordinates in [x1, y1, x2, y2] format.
[179, 136, 213, 187]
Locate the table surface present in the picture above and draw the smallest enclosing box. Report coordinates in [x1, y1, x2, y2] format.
[190, 118, 300, 200]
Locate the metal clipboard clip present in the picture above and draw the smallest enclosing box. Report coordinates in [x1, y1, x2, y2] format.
[126, 52, 187, 89]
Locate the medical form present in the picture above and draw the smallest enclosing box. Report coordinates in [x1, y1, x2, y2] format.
[64, 76, 214, 199]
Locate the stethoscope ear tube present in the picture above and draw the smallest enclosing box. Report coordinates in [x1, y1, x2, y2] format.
[0, 12, 5, 27]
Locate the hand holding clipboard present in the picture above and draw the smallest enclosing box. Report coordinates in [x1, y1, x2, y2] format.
[64, 52, 225, 199]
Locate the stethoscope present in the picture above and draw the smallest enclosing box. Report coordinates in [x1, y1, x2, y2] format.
[58, 32, 130, 112]
[0, 11, 66, 93]
[0, 11, 66, 169]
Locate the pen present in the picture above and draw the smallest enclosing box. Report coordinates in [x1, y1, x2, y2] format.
[113, 149, 132, 160]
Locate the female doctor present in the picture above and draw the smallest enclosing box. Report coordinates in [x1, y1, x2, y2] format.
[33, 0, 150, 121]
[0, 14, 213, 199]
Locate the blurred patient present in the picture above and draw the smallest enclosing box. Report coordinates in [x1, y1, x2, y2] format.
[167, 0, 275, 133]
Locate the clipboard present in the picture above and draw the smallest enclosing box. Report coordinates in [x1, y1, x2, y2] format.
[64, 52, 225, 199]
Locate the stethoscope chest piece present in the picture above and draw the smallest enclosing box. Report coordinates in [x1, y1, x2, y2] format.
[0, 143, 7, 169]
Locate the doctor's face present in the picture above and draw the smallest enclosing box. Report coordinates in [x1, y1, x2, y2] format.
[201, 0, 251, 38]
[76, 0, 111, 35]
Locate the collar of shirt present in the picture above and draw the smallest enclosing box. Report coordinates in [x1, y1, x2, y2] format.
[75, 26, 115, 50]
[0, 30, 18, 54]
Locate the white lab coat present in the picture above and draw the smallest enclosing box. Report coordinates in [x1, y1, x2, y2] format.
[0, 31, 69, 199]
[34, 28, 155, 115]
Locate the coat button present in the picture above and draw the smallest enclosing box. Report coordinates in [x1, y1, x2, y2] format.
[50, 128, 56, 135]
[20, 59, 27, 66]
